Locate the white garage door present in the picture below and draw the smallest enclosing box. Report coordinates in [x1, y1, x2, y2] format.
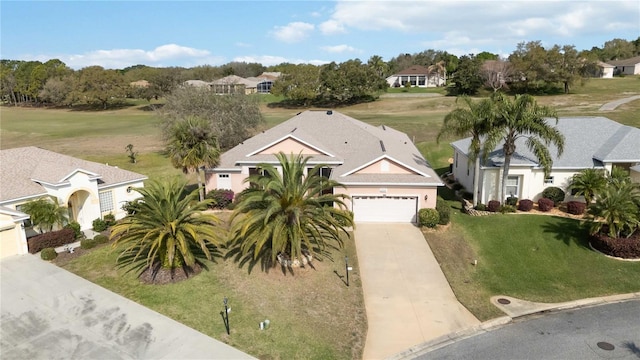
[352, 196, 418, 223]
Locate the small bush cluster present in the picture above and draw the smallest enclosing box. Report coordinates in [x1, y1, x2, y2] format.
[64, 221, 82, 239]
[206, 189, 235, 209]
[487, 200, 501, 213]
[436, 197, 451, 225]
[452, 183, 463, 191]
[92, 218, 108, 232]
[542, 187, 565, 206]
[518, 199, 534, 212]
[104, 213, 116, 226]
[566, 201, 587, 215]
[474, 203, 487, 211]
[40, 247, 58, 260]
[94, 234, 109, 244]
[419, 208, 440, 228]
[81, 238, 97, 249]
[28, 228, 75, 254]
[537, 198, 554, 212]
[500, 205, 517, 213]
[505, 196, 518, 206]
[590, 232, 640, 259]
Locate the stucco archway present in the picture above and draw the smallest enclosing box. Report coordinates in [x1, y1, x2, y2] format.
[67, 190, 92, 230]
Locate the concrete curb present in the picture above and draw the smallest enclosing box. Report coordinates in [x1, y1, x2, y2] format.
[388, 292, 640, 360]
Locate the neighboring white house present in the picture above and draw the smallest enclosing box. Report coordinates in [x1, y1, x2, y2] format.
[609, 56, 640, 75]
[450, 117, 640, 204]
[386, 65, 445, 88]
[596, 61, 615, 78]
[0, 147, 147, 258]
[205, 110, 442, 223]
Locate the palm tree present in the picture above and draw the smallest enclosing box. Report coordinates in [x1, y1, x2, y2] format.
[110, 178, 223, 278]
[229, 152, 354, 268]
[569, 168, 607, 206]
[485, 93, 564, 202]
[20, 197, 68, 233]
[165, 116, 220, 201]
[367, 55, 388, 78]
[437, 96, 495, 206]
[587, 181, 640, 238]
[428, 60, 446, 86]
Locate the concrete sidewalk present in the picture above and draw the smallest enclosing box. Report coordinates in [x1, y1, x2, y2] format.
[0, 254, 255, 360]
[354, 223, 479, 359]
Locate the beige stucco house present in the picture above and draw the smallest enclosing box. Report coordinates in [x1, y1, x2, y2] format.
[205, 110, 442, 223]
[0, 147, 147, 258]
[450, 117, 640, 204]
[610, 56, 640, 75]
[386, 65, 446, 88]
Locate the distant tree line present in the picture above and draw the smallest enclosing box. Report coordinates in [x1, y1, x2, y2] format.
[1, 36, 638, 109]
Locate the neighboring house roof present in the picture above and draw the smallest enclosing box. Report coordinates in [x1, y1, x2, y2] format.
[608, 56, 640, 66]
[256, 72, 281, 80]
[451, 117, 640, 169]
[184, 80, 211, 87]
[0, 147, 147, 203]
[0, 206, 30, 222]
[394, 65, 431, 75]
[212, 75, 259, 88]
[211, 110, 442, 186]
[597, 61, 614, 68]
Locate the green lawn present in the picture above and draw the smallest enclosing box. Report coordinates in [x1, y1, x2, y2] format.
[57, 230, 367, 360]
[425, 212, 640, 321]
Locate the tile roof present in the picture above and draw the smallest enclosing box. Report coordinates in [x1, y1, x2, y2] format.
[608, 56, 640, 66]
[451, 117, 640, 169]
[212, 110, 441, 185]
[0, 147, 147, 203]
[395, 65, 431, 75]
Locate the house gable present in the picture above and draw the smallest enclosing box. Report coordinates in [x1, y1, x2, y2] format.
[248, 134, 333, 157]
[353, 157, 416, 175]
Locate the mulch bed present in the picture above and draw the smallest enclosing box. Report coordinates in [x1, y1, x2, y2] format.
[590, 230, 640, 259]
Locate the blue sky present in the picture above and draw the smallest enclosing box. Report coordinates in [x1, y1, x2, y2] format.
[1, 1, 638, 69]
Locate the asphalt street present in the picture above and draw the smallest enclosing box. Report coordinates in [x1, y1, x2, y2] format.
[417, 300, 640, 360]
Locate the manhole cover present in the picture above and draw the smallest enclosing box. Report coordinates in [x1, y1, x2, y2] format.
[497, 298, 511, 305]
[597, 342, 615, 351]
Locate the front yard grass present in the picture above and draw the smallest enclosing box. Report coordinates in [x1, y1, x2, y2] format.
[425, 212, 640, 321]
[58, 229, 367, 360]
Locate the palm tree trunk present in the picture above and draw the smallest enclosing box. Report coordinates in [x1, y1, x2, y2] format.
[473, 157, 480, 206]
[501, 154, 512, 202]
[196, 168, 205, 201]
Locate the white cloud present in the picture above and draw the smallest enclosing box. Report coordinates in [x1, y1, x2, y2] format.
[271, 22, 315, 43]
[29, 44, 224, 69]
[320, 19, 346, 35]
[234, 55, 330, 66]
[320, 44, 359, 53]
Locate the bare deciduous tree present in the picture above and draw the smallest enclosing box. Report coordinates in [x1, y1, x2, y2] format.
[480, 59, 512, 92]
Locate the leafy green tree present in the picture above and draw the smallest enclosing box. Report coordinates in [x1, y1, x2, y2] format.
[110, 178, 223, 277]
[485, 94, 564, 201]
[601, 38, 635, 61]
[367, 55, 389, 78]
[72, 66, 126, 109]
[547, 44, 592, 94]
[20, 197, 68, 233]
[447, 55, 482, 95]
[508, 41, 549, 93]
[569, 168, 607, 206]
[39, 76, 74, 106]
[270, 64, 321, 106]
[229, 152, 354, 268]
[587, 182, 640, 238]
[438, 96, 495, 206]
[165, 116, 220, 201]
[159, 85, 263, 150]
[319, 59, 388, 104]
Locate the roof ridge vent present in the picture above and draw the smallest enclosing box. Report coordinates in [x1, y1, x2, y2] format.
[382, 125, 386, 130]
[291, 127, 297, 133]
[326, 110, 333, 115]
[380, 140, 386, 152]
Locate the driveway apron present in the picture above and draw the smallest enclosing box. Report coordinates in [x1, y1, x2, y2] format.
[354, 223, 479, 359]
[0, 254, 255, 360]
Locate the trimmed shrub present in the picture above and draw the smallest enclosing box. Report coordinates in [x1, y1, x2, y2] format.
[80, 238, 97, 249]
[94, 234, 109, 244]
[206, 189, 235, 210]
[500, 205, 517, 213]
[418, 208, 440, 228]
[518, 199, 534, 212]
[487, 200, 501, 213]
[590, 231, 640, 259]
[542, 187, 565, 206]
[64, 221, 82, 239]
[40, 247, 58, 260]
[436, 197, 451, 225]
[537, 198, 554, 212]
[474, 203, 487, 211]
[566, 201, 587, 215]
[92, 218, 108, 232]
[452, 183, 463, 191]
[505, 196, 518, 206]
[103, 213, 116, 226]
[27, 228, 75, 254]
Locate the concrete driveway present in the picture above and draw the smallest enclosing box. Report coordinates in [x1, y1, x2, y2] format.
[354, 223, 479, 359]
[0, 254, 254, 360]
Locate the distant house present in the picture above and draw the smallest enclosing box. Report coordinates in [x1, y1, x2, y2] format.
[386, 65, 445, 88]
[129, 80, 150, 87]
[609, 56, 640, 75]
[247, 72, 281, 94]
[205, 110, 442, 223]
[450, 117, 640, 204]
[0, 147, 147, 258]
[595, 61, 615, 78]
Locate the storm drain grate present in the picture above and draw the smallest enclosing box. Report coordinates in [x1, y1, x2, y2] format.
[597, 342, 615, 351]
[497, 298, 511, 305]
